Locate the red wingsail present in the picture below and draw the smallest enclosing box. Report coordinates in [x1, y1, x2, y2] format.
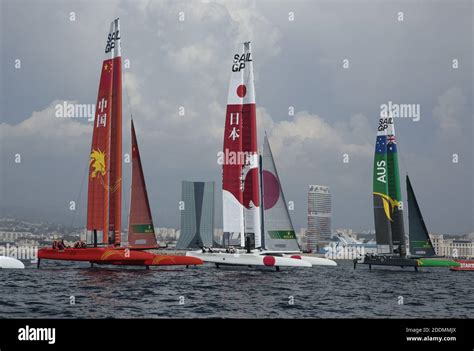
[127, 120, 158, 249]
[87, 19, 122, 246]
[108, 35, 122, 247]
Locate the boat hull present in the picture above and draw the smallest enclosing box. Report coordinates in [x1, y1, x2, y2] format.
[417, 258, 460, 268]
[356, 255, 460, 269]
[38, 248, 202, 266]
[450, 259, 474, 271]
[0, 256, 25, 269]
[186, 250, 312, 268]
[360, 256, 417, 267]
[281, 254, 337, 266]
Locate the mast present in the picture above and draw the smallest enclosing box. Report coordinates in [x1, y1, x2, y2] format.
[372, 112, 406, 256]
[373, 116, 392, 253]
[87, 18, 122, 246]
[386, 117, 405, 256]
[259, 152, 265, 250]
[109, 18, 122, 246]
[222, 41, 261, 249]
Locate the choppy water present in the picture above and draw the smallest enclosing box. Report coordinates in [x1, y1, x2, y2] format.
[0, 260, 472, 318]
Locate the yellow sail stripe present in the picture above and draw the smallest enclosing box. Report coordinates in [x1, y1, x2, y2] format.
[373, 192, 401, 222]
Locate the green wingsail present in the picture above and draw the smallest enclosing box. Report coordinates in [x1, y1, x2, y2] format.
[373, 116, 406, 255]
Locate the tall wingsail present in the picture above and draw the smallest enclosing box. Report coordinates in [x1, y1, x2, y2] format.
[127, 120, 158, 249]
[385, 118, 405, 256]
[261, 135, 300, 252]
[87, 18, 122, 246]
[373, 116, 393, 252]
[222, 42, 261, 248]
[372, 114, 406, 255]
[407, 175, 436, 257]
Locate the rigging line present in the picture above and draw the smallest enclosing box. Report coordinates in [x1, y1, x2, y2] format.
[397, 137, 409, 178]
[123, 72, 134, 121]
[70, 153, 90, 229]
[244, 59, 270, 139]
[388, 111, 408, 177]
[122, 71, 134, 239]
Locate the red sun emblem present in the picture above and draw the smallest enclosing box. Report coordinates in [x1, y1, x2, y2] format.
[236, 84, 247, 98]
[263, 170, 280, 210]
[263, 255, 276, 266]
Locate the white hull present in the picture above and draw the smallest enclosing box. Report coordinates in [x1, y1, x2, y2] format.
[281, 253, 337, 266]
[0, 256, 25, 269]
[186, 250, 312, 268]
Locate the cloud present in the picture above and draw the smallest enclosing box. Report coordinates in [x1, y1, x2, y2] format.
[1, 0, 471, 234]
[433, 87, 468, 139]
[0, 101, 90, 157]
[268, 111, 372, 171]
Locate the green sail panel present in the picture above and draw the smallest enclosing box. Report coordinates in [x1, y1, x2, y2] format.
[407, 175, 436, 257]
[131, 224, 155, 234]
[373, 115, 406, 255]
[373, 117, 393, 251]
[386, 132, 406, 256]
[268, 230, 297, 240]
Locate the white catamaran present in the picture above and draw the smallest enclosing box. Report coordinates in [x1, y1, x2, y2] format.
[186, 42, 336, 269]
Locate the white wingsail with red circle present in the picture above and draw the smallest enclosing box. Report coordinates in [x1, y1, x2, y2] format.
[187, 42, 312, 269]
[222, 42, 261, 250]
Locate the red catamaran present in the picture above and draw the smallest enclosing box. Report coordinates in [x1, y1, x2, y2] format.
[38, 18, 202, 268]
[450, 260, 474, 271]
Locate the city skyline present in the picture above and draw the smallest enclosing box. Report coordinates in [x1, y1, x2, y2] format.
[307, 185, 332, 249]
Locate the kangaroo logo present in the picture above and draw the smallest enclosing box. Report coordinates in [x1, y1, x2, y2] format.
[374, 192, 401, 221]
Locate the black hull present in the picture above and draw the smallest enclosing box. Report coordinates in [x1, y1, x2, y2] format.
[354, 255, 419, 271]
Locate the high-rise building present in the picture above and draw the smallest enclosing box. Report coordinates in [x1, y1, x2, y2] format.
[307, 185, 331, 251]
[176, 181, 215, 249]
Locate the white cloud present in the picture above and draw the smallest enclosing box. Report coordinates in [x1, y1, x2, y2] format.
[267, 111, 372, 170]
[1, 0, 471, 233]
[0, 101, 90, 156]
[433, 87, 467, 139]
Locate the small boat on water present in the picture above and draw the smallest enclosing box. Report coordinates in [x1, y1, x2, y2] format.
[0, 256, 25, 269]
[450, 260, 474, 271]
[38, 18, 202, 269]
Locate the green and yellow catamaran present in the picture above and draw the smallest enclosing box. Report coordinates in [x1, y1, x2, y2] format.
[355, 113, 459, 271]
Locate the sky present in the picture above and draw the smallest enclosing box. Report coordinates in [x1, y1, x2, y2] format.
[0, 0, 472, 235]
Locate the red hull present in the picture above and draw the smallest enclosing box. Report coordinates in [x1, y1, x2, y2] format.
[450, 260, 474, 271]
[38, 248, 202, 266]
